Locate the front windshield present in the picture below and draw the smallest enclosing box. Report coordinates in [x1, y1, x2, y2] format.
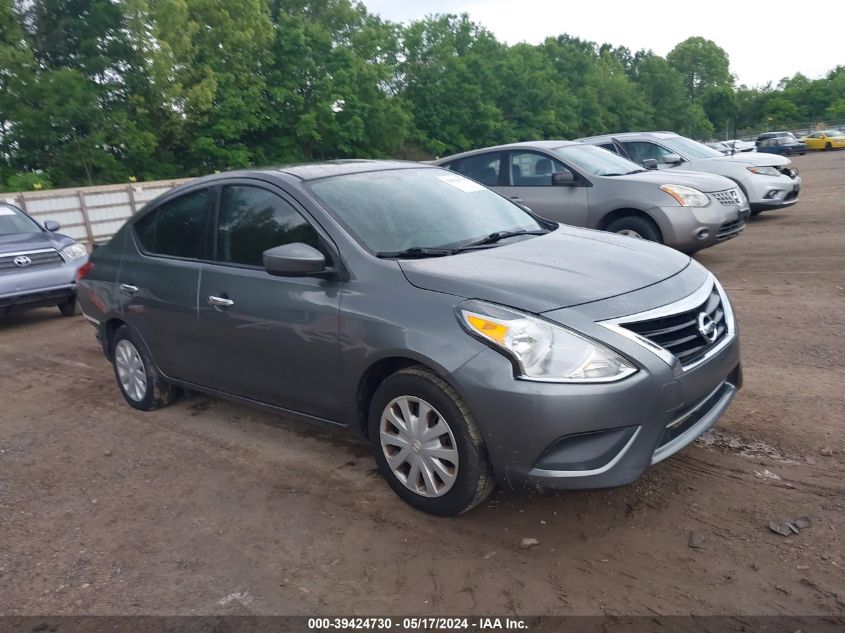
[306, 168, 545, 254]
[552, 144, 643, 176]
[778, 133, 798, 142]
[662, 136, 724, 159]
[0, 204, 42, 235]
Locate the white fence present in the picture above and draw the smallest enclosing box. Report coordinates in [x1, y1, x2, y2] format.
[1, 178, 192, 246]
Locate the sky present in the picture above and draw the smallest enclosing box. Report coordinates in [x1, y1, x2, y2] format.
[362, 0, 845, 87]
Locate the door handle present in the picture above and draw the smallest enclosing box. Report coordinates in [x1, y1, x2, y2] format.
[120, 283, 138, 294]
[207, 295, 234, 308]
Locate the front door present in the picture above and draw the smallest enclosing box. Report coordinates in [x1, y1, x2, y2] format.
[193, 182, 342, 421]
[495, 150, 589, 227]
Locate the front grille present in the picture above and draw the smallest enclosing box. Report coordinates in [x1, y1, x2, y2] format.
[621, 284, 727, 368]
[717, 217, 745, 241]
[0, 249, 64, 274]
[712, 188, 743, 206]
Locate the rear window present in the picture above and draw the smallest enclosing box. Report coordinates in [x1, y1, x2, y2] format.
[134, 189, 209, 259]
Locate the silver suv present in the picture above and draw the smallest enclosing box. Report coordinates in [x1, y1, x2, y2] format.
[576, 131, 802, 215]
[434, 141, 749, 253]
[0, 202, 88, 317]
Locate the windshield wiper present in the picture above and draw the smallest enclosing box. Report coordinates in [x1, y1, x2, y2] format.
[453, 229, 549, 251]
[376, 246, 456, 259]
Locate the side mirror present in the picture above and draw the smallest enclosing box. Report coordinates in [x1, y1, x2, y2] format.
[551, 171, 575, 186]
[642, 159, 658, 170]
[44, 220, 61, 232]
[263, 243, 328, 277]
[663, 153, 682, 165]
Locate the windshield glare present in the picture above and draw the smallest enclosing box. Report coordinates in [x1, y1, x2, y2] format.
[306, 168, 545, 254]
[662, 136, 724, 159]
[0, 204, 42, 235]
[552, 144, 643, 176]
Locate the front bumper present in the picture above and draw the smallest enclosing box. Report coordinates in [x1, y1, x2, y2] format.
[650, 199, 748, 253]
[0, 255, 87, 316]
[744, 173, 802, 211]
[450, 279, 741, 492]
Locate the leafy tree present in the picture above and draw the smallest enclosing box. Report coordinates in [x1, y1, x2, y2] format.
[667, 37, 732, 98]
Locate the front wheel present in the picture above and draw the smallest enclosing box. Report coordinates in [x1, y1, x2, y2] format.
[825, 142, 833, 151]
[57, 296, 77, 317]
[605, 215, 662, 243]
[369, 366, 495, 516]
[111, 325, 178, 411]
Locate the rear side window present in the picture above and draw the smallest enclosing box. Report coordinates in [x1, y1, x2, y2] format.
[216, 185, 321, 267]
[452, 153, 501, 186]
[134, 189, 208, 259]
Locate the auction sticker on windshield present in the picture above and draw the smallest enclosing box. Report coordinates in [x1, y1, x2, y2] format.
[438, 173, 486, 193]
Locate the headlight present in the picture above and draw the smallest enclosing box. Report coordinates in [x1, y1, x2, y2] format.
[746, 166, 780, 176]
[62, 243, 87, 261]
[457, 302, 636, 383]
[659, 184, 709, 207]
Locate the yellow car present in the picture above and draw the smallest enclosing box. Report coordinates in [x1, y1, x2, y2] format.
[802, 130, 845, 150]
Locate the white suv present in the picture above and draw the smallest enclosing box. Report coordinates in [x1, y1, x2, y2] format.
[577, 131, 801, 216]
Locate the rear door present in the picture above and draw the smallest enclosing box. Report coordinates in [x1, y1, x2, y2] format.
[497, 150, 589, 227]
[120, 186, 210, 380]
[192, 180, 342, 420]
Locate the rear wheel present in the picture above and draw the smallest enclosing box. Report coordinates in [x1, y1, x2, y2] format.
[369, 366, 494, 516]
[825, 142, 833, 151]
[111, 325, 178, 411]
[57, 296, 77, 317]
[605, 215, 662, 243]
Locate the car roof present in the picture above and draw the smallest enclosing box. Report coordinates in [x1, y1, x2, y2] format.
[435, 140, 578, 162]
[576, 131, 679, 142]
[271, 159, 427, 180]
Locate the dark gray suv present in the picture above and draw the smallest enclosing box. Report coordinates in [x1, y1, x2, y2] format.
[77, 161, 742, 516]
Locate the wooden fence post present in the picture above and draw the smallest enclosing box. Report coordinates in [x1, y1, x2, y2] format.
[77, 191, 95, 245]
[127, 183, 138, 214]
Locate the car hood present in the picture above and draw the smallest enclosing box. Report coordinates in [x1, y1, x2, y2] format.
[0, 231, 73, 253]
[398, 227, 690, 314]
[614, 169, 734, 192]
[706, 151, 791, 167]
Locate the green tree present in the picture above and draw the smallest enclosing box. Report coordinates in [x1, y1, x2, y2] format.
[667, 37, 732, 99]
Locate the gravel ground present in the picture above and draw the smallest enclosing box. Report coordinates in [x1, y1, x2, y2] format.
[0, 151, 843, 616]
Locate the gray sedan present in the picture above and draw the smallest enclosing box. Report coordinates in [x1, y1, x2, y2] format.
[77, 162, 741, 516]
[434, 141, 749, 253]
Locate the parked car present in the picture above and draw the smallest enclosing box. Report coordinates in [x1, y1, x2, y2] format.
[706, 141, 733, 155]
[577, 131, 802, 216]
[802, 129, 845, 151]
[756, 135, 807, 156]
[434, 141, 749, 253]
[77, 162, 742, 516]
[0, 202, 88, 317]
[723, 139, 756, 153]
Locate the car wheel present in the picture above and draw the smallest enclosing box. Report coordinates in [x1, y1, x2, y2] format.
[111, 325, 178, 411]
[368, 366, 495, 516]
[605, 215, 662, 243]
[825, 142, 832, 151]
[57, 296, 77, 317]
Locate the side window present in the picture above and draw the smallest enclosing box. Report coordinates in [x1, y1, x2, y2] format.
[134, 189, 208, 259]
[508, 151, 569, 186]
[599, 143, 618, 154]
[216, 185, 321, 267]
[452, 153, 501, 186]
[622, 142, 675, 164]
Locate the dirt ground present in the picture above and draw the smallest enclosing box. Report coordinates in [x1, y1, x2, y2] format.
[1, 152, 843, 617]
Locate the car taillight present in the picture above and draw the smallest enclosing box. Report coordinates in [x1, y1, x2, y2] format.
[76, 261, 94, 281]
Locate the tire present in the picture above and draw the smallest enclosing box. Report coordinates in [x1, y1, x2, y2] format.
[110, 325, 178, 411]
[825, 142, 832, 151]
[57, 296, 77, 317]
[605, 215, 662, 243]
[368, 366, 495, 516]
